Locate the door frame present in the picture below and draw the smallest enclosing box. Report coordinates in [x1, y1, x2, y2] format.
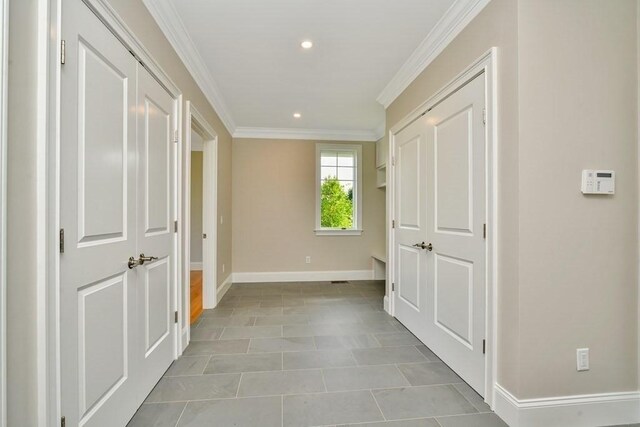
[182, 101, 218, 350]
[387, 48, 498, 407]
[38, 0, 184, 425]
[0, 0, 7, 424]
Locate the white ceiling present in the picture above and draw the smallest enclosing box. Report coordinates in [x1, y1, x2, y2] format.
[144, 0, 490, 140]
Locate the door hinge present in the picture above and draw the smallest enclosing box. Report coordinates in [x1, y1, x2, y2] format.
[391, 156, 396, 166]
[482, 108, 486, 125]
[483, 223, 486, 239]
[392, 220, 395, 229]
[59, 228, 65, 253]
[60, 40, 66, 65]
[174, 311, 178, 323]
[391, 282, 395, 292]
[482, 339, 486, 354]
[61, 416, 66, 427]
[203, 233, 207, 239]
[173, 130, 179, 143]
[174, 220, 178, 233]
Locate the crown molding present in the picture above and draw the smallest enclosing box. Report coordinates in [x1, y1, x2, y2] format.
[142, 0, 236, 134]
[233, 127, 380, 142]
[376, 0, 491, 109]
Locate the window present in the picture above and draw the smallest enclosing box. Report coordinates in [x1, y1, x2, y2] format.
[315, 143, 363, 235]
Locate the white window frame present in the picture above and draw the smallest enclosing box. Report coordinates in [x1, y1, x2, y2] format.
[315, 143, 363, 236]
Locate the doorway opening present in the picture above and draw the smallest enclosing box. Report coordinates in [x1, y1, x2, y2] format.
[182, 101, 218, 349]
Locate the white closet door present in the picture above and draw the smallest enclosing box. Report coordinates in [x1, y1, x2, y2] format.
[424, 73, 487, 394]
[59, 0, 139, 425]
[393, 118, 429, 335]
[392, 73, 487, 396]
[135, 65, 176, 398]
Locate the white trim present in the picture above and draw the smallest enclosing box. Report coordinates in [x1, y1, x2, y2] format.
[0, 0, 7, 423]
[383, 296, 389, 313]
[315, 143, 363, 234]
[376, 0, 491, 108]
[233, 270, 374, 283]
[494, 384, 640, 427]
[233, 126, 381, 142]
[190, 262, 203, 271]
[42, 0, 185, 425]
[216, 274, 233, 302]
[387, 48, 498, 408]
[314, 229, 363, 236]
[142, 0, 235, 134]
[184, 101, 218, 356]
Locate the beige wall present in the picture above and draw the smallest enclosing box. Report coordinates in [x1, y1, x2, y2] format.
[6, 1, 39, 425]
[190, 150, 203, 264]
[516, 0, 638, 398]
[387, 0, 639, 400]
[232, 138, 385, 274]
[5, 0, 234, 424]
[387, 0, 522, 395]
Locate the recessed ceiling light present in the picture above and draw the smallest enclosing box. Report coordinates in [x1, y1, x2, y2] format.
[301, 40, 313, 49]
[293, 113, 302, 118]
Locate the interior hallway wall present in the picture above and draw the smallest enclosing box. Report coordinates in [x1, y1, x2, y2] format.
[232, 138, 385, 275]
[516, 0, 638, 398]
[190, 149, 203, 264]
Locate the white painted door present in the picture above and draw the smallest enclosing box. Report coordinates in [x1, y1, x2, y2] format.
[393, 118, 429, 336]
[136, 64, 176, 397]
[393, 73, 486, 395]
[424, 74, 486, 394]
[60, 0, 139, 425]
[60, 1, 177, 425]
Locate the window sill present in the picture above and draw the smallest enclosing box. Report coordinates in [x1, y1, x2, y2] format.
[314, 229, 363, 236]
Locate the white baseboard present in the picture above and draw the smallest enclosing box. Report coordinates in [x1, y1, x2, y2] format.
[494, 383, 640, 427]
[216, 274, 233, 302]
[190, 262, 203, 270]
[383, 296, 390, 313]
[232, 270, 374, 283]
[181, 327, 189, 354]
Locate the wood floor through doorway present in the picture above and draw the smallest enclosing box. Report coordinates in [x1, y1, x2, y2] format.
[190, 271, 203, 324]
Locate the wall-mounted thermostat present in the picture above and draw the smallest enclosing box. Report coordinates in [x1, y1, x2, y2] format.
[581, 170, 615, 194]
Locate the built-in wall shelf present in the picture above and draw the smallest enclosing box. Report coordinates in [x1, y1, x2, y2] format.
[376, 164, 386, 188]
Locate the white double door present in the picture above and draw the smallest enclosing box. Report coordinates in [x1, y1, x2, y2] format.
[60, 0, 176, 425]
[393, 74, 487, 395]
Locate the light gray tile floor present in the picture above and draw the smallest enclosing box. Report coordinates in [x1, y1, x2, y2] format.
[128, 280, 504, 427]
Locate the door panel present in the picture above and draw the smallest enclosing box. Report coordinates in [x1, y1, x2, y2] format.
[425, 74, 486, 394]
[398, 136, 421, 229]
[60, 0, 138, 425]
[435, 108, 473, 234]
[78, 274, 128, 415]
[78, 41, 128, 244]
[398, 246, 420, 309]
[144, 97, 171, 234]
[137, 65, 176, 397]
[144, 258, 171, 355]
[434, 254, 473, 347]
[393, 119, 428, 335]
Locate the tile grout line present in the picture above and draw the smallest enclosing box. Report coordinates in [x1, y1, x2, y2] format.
[172, 401, 188, 427]
[369, 389, 387, 422]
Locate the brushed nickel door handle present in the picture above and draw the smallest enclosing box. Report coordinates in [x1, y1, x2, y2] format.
[128, 253, 158, 269]
[412, 242, 433, 251]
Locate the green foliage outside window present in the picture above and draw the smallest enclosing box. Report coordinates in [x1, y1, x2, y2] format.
[320, 177, 353, 228]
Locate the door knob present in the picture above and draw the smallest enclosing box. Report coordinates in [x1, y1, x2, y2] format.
[128, 253, 159, 269]
[412, 242, 433, 251]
